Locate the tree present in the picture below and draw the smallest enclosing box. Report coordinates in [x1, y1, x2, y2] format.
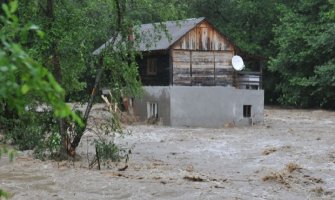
[186, 0, 279, 57]
[0, 0, 81, 197]
[269, 0, 335, 108]
[0, 0, 81, 122]
[2, 0, 186, 157]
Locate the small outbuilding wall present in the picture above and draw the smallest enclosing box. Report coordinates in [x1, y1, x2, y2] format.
[133, 86, 264, 128]
[133, 87, 171, 125]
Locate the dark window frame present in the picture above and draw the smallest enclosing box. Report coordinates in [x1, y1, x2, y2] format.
[243, 105, 251, 118]
[147, 58, 157, 75]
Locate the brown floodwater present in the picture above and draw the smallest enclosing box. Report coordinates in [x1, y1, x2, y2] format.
[1, 108, 335, 199]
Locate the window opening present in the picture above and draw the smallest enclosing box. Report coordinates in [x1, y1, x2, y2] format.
[147, 102, 158, 119]
[147, 58, 157, 75]
[243, 105, 251, 118]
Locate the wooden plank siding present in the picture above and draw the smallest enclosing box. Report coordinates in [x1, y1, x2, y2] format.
[172, 50, 191, 85]
[171, 21, 235, 86]
[172, 21, 234, 51]
[191, 51, 215, 85]
[214, 51, 234, 86]
[172, 49, 235, 86]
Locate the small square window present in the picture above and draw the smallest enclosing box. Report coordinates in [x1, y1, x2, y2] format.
[147, 58, 157, 75]
[243, 105, 251, 118]
[147, 102, 158, 119]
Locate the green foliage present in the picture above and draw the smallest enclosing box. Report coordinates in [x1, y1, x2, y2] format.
[16, 0, 185, 101]
[0, 0, 82, 124]
[127, 0, 187, 23]
[5, 110, 55, 145]
[2, 109, 65, 159]
[187, 0, 279, 57]
[1, 0, 84, 164]
[6, 119, 44, 151]
[34, 131, 62, 160]
[269, 0, 335, 108]
[0, 146, 16, 199]
[0, 188, 9, 199]
[95, 139, 129, 163]
[1, 0, 186, 160]
[1, 147, 16, 162]
[89, 110, 132, 168]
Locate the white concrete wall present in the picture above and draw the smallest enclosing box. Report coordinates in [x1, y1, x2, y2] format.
[134, 86, 264, 127]
[170, 86, 264, 127]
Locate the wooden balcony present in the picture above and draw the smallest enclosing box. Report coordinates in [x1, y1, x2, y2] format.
[236, 71, 262, 90]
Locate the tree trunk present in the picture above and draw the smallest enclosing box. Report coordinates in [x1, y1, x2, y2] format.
[44, 0, 69, 157]
[68, 0, 124, 156]
[70, 61, 104, 152]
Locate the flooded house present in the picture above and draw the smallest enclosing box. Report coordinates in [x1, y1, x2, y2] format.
[96, 17, 264, 127]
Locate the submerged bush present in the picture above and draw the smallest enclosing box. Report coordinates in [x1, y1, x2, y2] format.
[3, 110, 61, 159]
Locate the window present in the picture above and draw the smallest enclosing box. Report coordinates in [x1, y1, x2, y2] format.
[147, 58, 157, 75]
[243, 105, 251, 118]
[147, 102, 158, 119]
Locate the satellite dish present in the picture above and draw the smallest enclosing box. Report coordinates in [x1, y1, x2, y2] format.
[232, 55, 245, 71]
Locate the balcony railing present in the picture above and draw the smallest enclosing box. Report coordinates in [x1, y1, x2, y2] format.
[236, 71, 262, 90]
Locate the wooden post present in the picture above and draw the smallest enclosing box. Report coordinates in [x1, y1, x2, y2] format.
[96, 146, 100, 170]
[190, 51, 193, 86]
[213, 52, 216, 86]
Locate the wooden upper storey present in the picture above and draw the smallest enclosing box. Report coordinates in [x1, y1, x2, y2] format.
[170, 21, 236, 86]
[172, 21, 235, 52]
[95, 18, 248, 87]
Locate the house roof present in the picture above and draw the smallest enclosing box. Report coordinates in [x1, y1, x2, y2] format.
[93, 17, 205, 55]
[138, 17, 205, 51]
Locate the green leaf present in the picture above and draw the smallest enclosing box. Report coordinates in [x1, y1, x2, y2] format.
[37, 30, 45, 39]
[2, 4, 10, 17]
[2, 146, 8, 154]
[54, 84, 63, 93]
[21, 84, 30, 94]
[9, 0, 18, 14]
[9, 150, 16, 162]
[0, 188, 9, 198]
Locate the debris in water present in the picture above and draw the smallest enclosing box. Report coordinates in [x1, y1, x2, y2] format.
[262, 172, 290, 187]
[183, 175, 205, 182]
[285, 163, 302, 173]
[118, 165, 128, 171]
[262, 147, 277, 155]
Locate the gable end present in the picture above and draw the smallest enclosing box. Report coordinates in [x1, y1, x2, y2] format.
[171, 20, 235, 52]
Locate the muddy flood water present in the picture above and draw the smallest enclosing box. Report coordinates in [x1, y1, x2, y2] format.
[1, 108, 335, 200]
